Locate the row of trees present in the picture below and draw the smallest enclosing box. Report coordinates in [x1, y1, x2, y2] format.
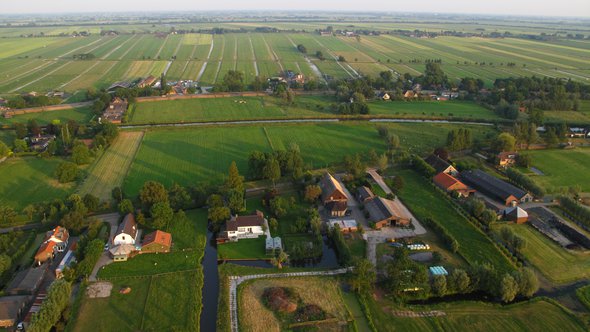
[505, 168, 546, 198]
[248, 144, 304, 183]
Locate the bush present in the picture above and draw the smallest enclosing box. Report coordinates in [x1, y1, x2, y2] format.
[412, 155, 436, 177]
[55, 162, 80, 183]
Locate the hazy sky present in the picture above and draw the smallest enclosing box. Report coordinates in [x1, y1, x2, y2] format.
[2, 0, 590, 17]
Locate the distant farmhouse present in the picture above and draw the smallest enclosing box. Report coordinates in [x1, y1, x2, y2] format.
[137, 75, 157, 88]
[217, 210, 266, 243]
[461, 169, 532, 206]
[320, 172, 348, 217]
[107, 81, 131, 91]
[433, 172, 474, 198]
[29, 134, 56, 152]
[497, 151, 518, 168]
[425, 154, 458, 176]
[34, 226, 69, 266]
[102, 97, 128, 124]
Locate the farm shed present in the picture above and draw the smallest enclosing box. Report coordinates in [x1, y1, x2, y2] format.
[433, 172, 474, 197]
[429, 266, 449, 276]
[503, 206, 529, 224]
[364, 196, 411, 228]
[141, 230, 172, 253]
[461, 169, 532, 206]
[328, 219, 358, 233]
[0, 296, 29, 328]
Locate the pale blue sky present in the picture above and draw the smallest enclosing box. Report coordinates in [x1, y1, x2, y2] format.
[2, 0, 589, 17]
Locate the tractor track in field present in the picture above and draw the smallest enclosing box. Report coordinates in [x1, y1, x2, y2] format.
[248, 35, 259, 76]
[284, 35, 326, 83]
[196, 37, 215, 82]
[261, 34, 284, 72]
[311, 36, 356, 78]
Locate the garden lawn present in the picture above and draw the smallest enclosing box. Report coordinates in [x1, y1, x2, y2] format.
[507, 223, 590, 284]
[365, 296, 587, 332]
[0, 157, 74, 210]
[527, 148, 590, 192]
[218, 237, 268, 260]
[396, 169, 514, 271]
[0, 107, 94, 126]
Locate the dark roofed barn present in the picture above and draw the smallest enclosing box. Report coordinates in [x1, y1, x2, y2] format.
[364, 196, 411, 229]
[461, 169, 532, 206]
[424, 154, 458, 176]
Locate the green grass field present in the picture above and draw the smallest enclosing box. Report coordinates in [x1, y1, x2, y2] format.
[576, 285, 590, 311]
[527, 148, 590, 192]
[0, 107, 94, 126]
[506, 223, 590, 284]
[365, 296, 587, 332]
[369, 100, 499, 120]
[122, 122, 495, 196]
[0, 157, 74, 210]
[396, 169, 514, 271]
[218, 237, 268, 260]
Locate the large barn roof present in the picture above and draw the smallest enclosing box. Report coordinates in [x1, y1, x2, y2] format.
[461, 169, 528, 201]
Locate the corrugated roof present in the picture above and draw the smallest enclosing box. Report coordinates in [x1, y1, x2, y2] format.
[461, 169, 528, 201]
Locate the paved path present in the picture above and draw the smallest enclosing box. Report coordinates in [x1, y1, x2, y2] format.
[0, 223, 41, 234]
[228, 268, 351, 332]
[89, 212, 120, 281]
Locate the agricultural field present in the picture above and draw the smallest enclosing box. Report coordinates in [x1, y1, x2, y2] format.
[1, 30, 589, 95]
[365, 296, 587, 332]
[238, 276, 351, 331]
[526, 148, 590, 192]
[395, 169, 514, 271]
[72, 209, 207, 332]
[506, 223, 590, 284]
[0, 157, 75, 210]
[122, 122, 496, 196]
[0, 107, 94, 126]
[77, 131, 144, 201]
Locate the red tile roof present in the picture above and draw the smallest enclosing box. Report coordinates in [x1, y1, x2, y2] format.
[142, 230, 172, 248]
[433, 172, 467, 190]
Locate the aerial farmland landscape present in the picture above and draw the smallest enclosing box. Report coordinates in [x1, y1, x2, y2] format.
[0, 1, 590, 331]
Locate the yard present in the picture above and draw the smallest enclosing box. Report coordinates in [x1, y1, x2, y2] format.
[0, 157, 75, 210]
[526, 148, 590, 192]
[0, 107, 94, 126]
[238, 276, 351, 331]
[506, 223, 590, 284]
[395, 169, 514, 271]
[218, 237, 268, 260]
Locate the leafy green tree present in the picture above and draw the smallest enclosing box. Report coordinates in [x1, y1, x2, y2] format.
[492, 132, 516, 152]
[140, 181, 168, 209]
[112, 187, 124, 203]
[225, 161, 244, 193]
[71, 142, 91, 165]
[82, 194, 99, 212]
[269, 196, 288, 218]
[118, 199, 134, 214]
[269, 217, 279, 233]
[55, 162, 80, 183]
[448, 269, 470, 294]
[0, 206, 17, 225]
[220, 70, 244, 92]
[263, 157, 281, 187]
[13, 139, 28, 153]
[60, 211, 85, 234]
[227, 189, 245, 213]
[270, 250, 289, 269]
[432, 275, 447, 297]
[150, 202, 173, 229]
[500, 273, 518, 303]
[168, 183, 192, 210]
[350, 258, 376, 294]
[514, 267, 539, 298]
[304, 185, 322, 203]
[208, 206, 230, 230]
[27, 279, 72, 332]
[0, 254, 12, 276]
[377, 153, 388, 171]
[14, 123, 27, 139]
[0, 141, 11, 158]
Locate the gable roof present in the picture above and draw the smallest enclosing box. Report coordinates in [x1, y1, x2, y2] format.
[226, 210, 265, 232]
[320, 172, 347, 202]
[45, 226, 69, 243]
[498, 151, 518, 161]
[364, 196, 410, 223]
[425, 154, 455, 174]
[433, 172, 467, 190]
[357, 186, 375, 201]
[142, 230, 172, 248]
[461, 169, 528, 201]
[504, 206, 528, 219]
[116, 213, 138, 239]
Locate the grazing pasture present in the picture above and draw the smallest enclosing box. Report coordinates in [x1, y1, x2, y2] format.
[77, 131, 144, 201]
[0, 157, 74, 210]
[0, 107, 94, 126]
[526, 148, 590, 192]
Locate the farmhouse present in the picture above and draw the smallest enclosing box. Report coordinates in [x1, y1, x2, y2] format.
[364, 196, 411, 229]
[433, 172, 474, 197]
[0, 295, 29, 328]
[102, 97, 128, 124]
[283, 70, 305, 84]
[107, 81, 131, 91]
[320, 172, 348, 217]
[320, 31, 332, 36]
[461, 169, 533, 206]
[141, 230, 172, 253]
[503, 206, 528, 224]
[113, 213, 139, 246]
[357, 186, 375, 203]
[497, 151, 518, 168]
[425, 154, 458, 176]
[34, 226, 69, 265]
[29, 134, 56, 152]
[217, 210, 266, 243]
[137, 75, 157, 88]
[403, 90, 418, 99]
[377, 91, 390, 101]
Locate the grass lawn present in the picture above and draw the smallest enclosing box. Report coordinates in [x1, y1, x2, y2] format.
[396, 169, 514, 271]
[544, 111, 590, 124]
[369, 100, 499, 120]
[73, 271, 200, 332]
[218, 237, 268, 260]
[341, 291, 372, 332]
[0, 130, 15, 145]
[0, 157, 75, 210]
[365, 295, 587, 332]
[527, 148, 590, 192]
[506, 223, 590, 284]
[0, 107, 94, 126]
[123, 122, 496, 196]
[345, 233, 367, 259]
[77, 131, 144, 202]
[238, 276, 351, 331]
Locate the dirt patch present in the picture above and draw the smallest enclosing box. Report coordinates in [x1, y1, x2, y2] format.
[263, 287, 298, 313]
[86, 282, 113, 298]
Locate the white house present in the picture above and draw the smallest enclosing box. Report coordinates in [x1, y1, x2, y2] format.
[113, 213, 139, 246]
[218, 210, 265, 243]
